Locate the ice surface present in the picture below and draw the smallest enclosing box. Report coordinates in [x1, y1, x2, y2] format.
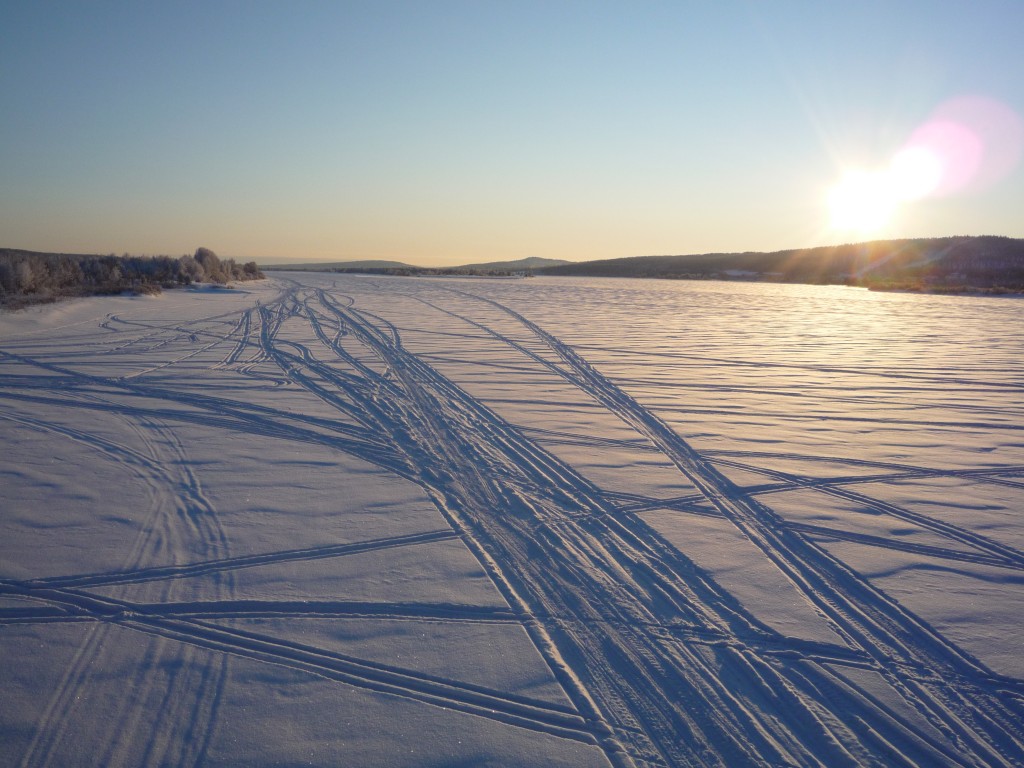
[2, 275, 1023, 766]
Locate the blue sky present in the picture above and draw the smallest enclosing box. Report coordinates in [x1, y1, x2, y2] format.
[2, 1, 1022, 264]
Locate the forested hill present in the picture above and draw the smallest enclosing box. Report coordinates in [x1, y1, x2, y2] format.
[0, 248, 264, 308]
[539, 236, 1024, 291]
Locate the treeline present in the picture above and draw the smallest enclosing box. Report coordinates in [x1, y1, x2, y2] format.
[539, 236, 1024, 292]
[0, 247, 264, 308]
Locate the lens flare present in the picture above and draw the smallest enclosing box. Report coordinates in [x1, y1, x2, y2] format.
[926, 95, 1024, 193]
[901, 119, 982, 196]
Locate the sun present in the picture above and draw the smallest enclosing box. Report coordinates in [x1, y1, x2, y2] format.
[826, 147, 943, 238]
[827, 169, 896, 236]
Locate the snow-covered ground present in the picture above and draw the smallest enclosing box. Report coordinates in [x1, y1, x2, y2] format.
[2, 273, 1023, 767]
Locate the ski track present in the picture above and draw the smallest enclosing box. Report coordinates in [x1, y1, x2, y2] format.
[1, 276, 1022, 767]
[4, 407, 233, 767]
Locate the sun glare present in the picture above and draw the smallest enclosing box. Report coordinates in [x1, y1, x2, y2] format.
[827, 148, 944, 237]
[827, 170, 895, 235]
[824, 96, 1024, 239]
[888, 147, 943, 200]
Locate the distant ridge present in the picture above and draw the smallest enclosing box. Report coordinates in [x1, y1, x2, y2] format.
[263, 256, 570, 275]
[454, 256, 570, 271]
[263, 259, 417, 271]
[538, 236, 1024, 292]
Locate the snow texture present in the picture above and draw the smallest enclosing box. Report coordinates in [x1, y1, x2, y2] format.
[2, 274, 1023, 767]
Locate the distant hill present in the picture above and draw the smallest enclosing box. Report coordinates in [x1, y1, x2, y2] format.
[538, 236, 1024, 292]
[454, 257, 571, 271]
[263, 259, 417, 271]
[262, 256, 571, 276]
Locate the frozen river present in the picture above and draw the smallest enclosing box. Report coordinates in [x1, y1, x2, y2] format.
[2, 273, 1023, 766]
